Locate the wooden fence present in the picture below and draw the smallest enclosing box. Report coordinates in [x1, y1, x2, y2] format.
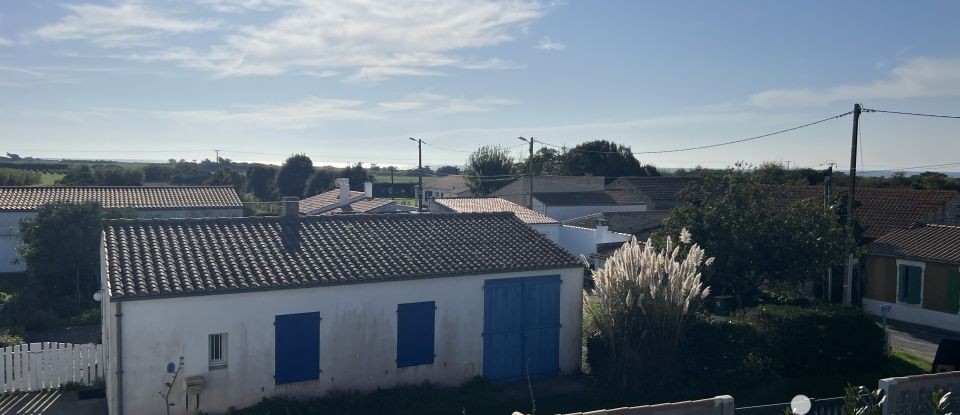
[0, 343, 103, 393]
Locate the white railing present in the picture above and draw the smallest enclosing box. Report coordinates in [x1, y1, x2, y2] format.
[0, 343, 103, 393]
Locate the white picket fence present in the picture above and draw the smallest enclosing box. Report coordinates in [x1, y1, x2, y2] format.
[0, 343, 103, 393]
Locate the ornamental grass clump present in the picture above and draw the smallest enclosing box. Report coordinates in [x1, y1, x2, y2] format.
[585, 229, 712, 391]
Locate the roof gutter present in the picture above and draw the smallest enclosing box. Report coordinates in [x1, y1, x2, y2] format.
[115, 300, 124, 415]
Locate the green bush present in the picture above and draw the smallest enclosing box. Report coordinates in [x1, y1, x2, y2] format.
[675, 317, 770, 388]
[743, 304, 885, 375]
[0, 327, 25, 347]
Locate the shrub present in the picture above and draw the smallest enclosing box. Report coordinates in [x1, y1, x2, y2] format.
[673, 317, 771, 393]
[743, 304, 885, 375]
[0, 327, 25, 347]
[584, 230, 711, 391]
[0, 168, 40, 186]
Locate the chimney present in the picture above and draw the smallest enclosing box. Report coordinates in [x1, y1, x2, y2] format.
[364, 181, 373, 198]
[281, 197, 299, 218]
[336, 178, 351, 207]
[595, 217, 609, 245]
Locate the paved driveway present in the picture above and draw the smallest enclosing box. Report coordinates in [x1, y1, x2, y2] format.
[879, 317, 960, 362]
[0, 391, 106, 415]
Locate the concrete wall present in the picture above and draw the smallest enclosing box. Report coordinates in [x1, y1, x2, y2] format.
[556, 225, 630, 258]
[536, 202, 647, 221]
[558, 396, 734, 415]
[863, 299, 960, 333]
[0, 208, 241, 273]
[104, 267, 584, 415]
[878, 371, 960, 415]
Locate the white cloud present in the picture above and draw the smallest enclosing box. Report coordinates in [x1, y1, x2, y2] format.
[0, 37, 13, 47]
[377, 101, 426, 111]
[128, 0, 542, 79]
[536, 36, 565, 51]
[34, 2, 220, 47]
[750, 57, 960, 108]
[196, 0, 298, 13]
[158, 98, 377, 129]
[432, 96, 519, 113]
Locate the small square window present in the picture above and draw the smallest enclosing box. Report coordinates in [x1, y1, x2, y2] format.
[209, 333, 227, 369]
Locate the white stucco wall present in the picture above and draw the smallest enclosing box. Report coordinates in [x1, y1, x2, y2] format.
[862, 298, 960, 333]
[104, 267, 584, 415]
[0, 208, 241, 274]
[531, 200, 648, 222]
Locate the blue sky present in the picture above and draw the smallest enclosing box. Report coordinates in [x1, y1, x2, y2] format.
[1, 1, 959, 170]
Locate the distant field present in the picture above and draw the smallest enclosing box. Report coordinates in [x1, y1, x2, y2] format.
[38, 173, 64, 186]
[392, 198, 417, 207]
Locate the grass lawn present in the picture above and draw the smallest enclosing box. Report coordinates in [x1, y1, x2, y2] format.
[38, 173, 64, 186]
[393, 198, 418, 207]
[373, 174, 422, 184]
[233, 350, 931, 414]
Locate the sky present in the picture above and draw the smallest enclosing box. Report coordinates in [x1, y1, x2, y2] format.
[1, 1, 959, 170]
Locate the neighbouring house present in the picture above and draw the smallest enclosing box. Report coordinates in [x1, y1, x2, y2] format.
[493, 176, 605, 207]
[100, 209, 585, 415]
[608, 176, 704, 210]
[565, 210, 671, 241]
[300, 179, 414, 216]
[862, 224, 960, 332]
[421, 175, 472, 205]
[0, 186, 242, 273]
[531, 190, 647, 221]
[430, 197, 630, 257]
[589, 240, 631, 270]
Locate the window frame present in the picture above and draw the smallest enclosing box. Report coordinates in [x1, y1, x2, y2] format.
[208, 332, 228, 369]
[895, 259, 925, 306]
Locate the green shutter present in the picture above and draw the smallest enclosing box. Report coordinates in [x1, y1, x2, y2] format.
[948, 271, 960, 314]
[897, 265, 907, 302]
[907, 266, 923, 305]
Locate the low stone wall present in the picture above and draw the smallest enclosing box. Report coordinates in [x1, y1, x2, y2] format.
[879, 371, 960, 415]
[556, 395, 734, 415]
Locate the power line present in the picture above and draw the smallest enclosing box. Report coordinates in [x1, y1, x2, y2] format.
[537, 111, 854, 155]
[862, 108, 960, 120]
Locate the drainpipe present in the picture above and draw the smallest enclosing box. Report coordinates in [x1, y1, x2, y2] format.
[115, 301, 124, 415]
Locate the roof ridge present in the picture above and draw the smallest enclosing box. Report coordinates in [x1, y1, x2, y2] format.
[0, 185, 236, 189]
[102, 211, 515, 226]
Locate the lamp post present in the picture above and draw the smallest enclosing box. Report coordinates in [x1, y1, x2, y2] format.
[409, 137, 423, 211]
[518, 137, 534, 208]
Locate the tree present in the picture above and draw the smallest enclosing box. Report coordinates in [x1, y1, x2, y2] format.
[245, 163, 278, 200]
[92, 165, 143, 186]
[436, 165, 461, 175]
[515, 148, 562, 176]
[464, 145, 514, 196]
[204, 167, 246, 193]
[16, 203, 135, 320]
[304, 168, 338, 197]
[276, 154, 313, 197]
[143, 164, 174, 182]
[658, 172, 851, 307]
[169, 161, 209, 185]
[559, 140, 659, 178]
[341, 162, 372, 191]
[58, 165, 96, 185]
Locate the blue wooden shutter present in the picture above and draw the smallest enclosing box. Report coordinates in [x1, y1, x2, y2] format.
[897, 265, 907, 302]
[275, 312, 320, 385]
[397, 301, 435, 368]
[522, 275, 561, 378]
[907, 266, 923, 305]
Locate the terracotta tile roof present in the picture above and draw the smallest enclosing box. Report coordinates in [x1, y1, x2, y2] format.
[0, 186, 242, 211]
[609, 176, 704, 201]
[299, 189, 397, 215]
[433, 197, 558, 224]
[532, 190, 646, 207]
[425, 175, 471, 194]
[868, 224, 960, 265]
[323, 198, 396, 214]
[102, 212, 582, 299]
[778, 186, 958, 239]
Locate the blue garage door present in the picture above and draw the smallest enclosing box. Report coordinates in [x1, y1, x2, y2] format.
[483, 275, 561, 382]
[275, 312, 321, 385]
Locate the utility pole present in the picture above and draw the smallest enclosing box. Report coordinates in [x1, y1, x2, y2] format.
[409, 138, 423, 211]
[214, 149, 221, 164]
[824, 165, 833, 302]
[843, 103, 862, 306]
[518, 137, 534, 208]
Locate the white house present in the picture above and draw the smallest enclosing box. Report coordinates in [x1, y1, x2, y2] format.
[300, 179, 414, 215]
[99, 207, 585, 415]
[430, 197, 631, 258]
[0, 186, 243, 273]
[531, 191, 647, 221]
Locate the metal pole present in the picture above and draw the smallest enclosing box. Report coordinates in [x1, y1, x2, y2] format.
[417, 139, 423, 211]
[844, 104, 861, 306]
[519, 137, 534, 208]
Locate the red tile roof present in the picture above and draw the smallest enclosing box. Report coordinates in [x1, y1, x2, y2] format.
[102, 213, 582, 299]
[299, 189, 396, 215]
[0, 186, 242, 211]
[779, 187, 958, 239]
[433, 197, 558, 224]
[868, 224, 960, 264]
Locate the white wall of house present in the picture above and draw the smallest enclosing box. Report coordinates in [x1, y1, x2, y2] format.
[531, 199, 647, 221]
[0, 208, 241, 273]
[558, 225, 631, 258]
[102, 266, 584, 415]
[862, 298, 960, 333]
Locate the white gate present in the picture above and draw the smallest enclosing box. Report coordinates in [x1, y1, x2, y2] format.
[0, 343, 103, 393]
